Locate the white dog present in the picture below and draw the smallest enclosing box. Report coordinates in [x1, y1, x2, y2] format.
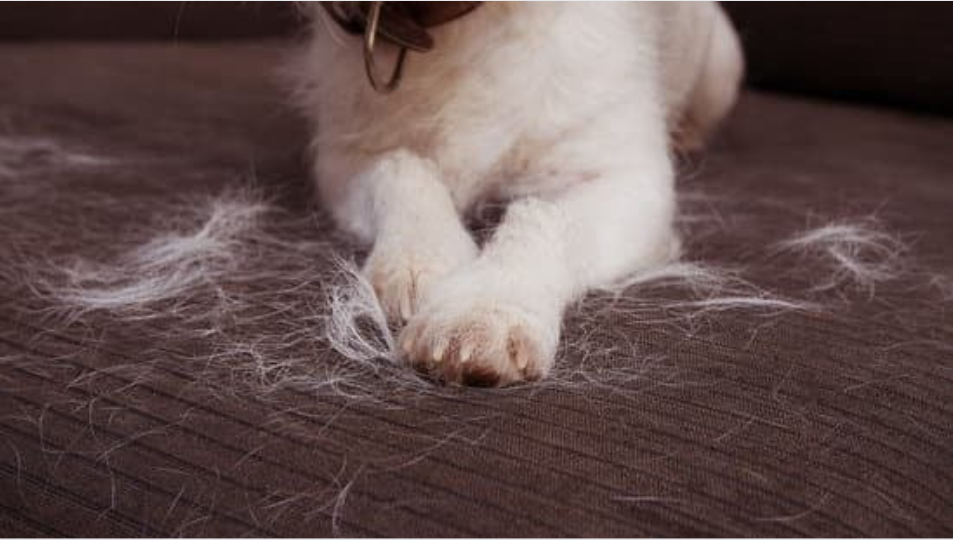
[291, 2, 743, 386]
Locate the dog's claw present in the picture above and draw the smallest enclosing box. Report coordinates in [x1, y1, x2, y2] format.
[459, 341, 473, 363]
[431, 338, 447, 363]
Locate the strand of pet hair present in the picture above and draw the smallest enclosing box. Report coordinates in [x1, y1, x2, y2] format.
[4, 169, 942, 405]
[32, 187, 272, 317]
[0, 135, 112, 180]
[773, 215, 908, 297]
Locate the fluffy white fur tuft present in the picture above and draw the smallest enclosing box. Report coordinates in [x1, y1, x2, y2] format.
[47, 191, 270, 315]
[0, 136, 112, 180]
[775, 217, 908, 296]
[3, 167, 946, 402]
[324, 259, 397, 365]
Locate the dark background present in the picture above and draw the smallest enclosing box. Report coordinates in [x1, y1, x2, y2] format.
[1, 2, 952, 115]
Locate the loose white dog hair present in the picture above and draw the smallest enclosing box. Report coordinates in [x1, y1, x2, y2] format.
[0, 128, 934, 404]
[774, 216, 908, 297]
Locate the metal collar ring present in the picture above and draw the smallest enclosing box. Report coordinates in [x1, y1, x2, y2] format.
[363, 1, 407, 94]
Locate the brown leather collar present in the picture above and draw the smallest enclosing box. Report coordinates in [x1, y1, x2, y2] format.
[321, 1, 482, 93]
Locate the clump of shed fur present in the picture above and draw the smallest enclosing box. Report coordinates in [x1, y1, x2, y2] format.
[1, 133, 945, 400]
[0, 135, 112, 180]
[774, 216, 909, 297]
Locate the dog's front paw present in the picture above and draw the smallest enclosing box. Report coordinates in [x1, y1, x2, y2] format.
[399, 298, 559, 387]
[363, 234, 477, 323]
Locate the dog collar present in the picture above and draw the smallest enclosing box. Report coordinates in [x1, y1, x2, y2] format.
[321, 1, 482, 93]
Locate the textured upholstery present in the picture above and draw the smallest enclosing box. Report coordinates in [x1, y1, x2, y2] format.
[0, 43, 951, 537]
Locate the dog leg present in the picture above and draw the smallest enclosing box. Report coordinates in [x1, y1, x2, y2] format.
[331, 149, 479, 322]
[400, 140, 678, 386]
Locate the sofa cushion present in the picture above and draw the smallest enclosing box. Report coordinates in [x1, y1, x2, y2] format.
[0, 42, 951, 537]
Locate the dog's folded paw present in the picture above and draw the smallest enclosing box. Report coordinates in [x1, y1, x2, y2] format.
[363, 234, 477, 323]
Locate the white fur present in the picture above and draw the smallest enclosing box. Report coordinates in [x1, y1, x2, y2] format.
[774, 217, 908, 297]
[0, 136, 111, 180]
[49, 193, 269, 315]
[291, 2, 744, 385]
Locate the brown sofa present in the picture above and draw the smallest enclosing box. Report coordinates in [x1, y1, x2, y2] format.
[1, 4, 951, 537]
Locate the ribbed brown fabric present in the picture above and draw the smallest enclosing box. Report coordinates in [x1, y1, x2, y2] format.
[0, 43, 951, 537]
